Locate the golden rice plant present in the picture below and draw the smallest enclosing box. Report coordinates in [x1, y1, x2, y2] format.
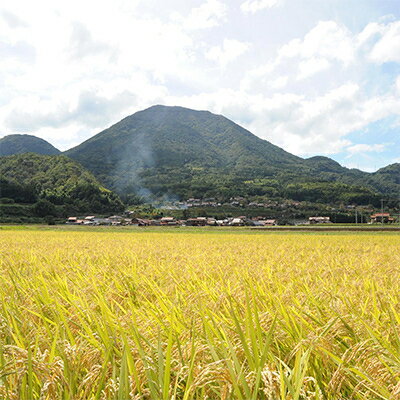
[0, 229, 399, 399]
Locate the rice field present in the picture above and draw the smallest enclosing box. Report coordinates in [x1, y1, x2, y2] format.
[0, 228, 399, 399]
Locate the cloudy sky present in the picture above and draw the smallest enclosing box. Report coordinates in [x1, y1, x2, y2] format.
[1, 0, 399, 171]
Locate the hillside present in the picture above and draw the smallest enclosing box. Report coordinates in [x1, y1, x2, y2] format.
[0, 153, 124, 214]
[65, 105, 398, 204]
[0, 134, 60, 156]
[371, 163, 400, 187]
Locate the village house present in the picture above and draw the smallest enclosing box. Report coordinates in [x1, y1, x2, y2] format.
[309, 216, 331, 224]
[108, 215, 124, 225]
[83, 216, 95, 225]
[95, 218, 111, 225]
[247, 219, 264, 226]
[249, 218, 278, 226]
[370, 213, 394, 224]
[134, 219, 161, 226]
[66, 217, 86, 225]
[109, 215, 123, 221]
[131, 217, 148, 226]
[66, 216, 113, 225]
[230, 216, 246, 226]
[160, 217, 178, 226]
[186, 217, 207, 226]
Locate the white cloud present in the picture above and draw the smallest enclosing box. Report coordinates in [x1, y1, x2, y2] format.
[357, 22, 384, 47]
[68, 21, 114, 60]
[368, 21, 400, 63]
[240, 63, 275, 92]
[0, 40, 36, 63]
[5, 90, 137, 132]
[278, 21, 355, 65]
[206, 39, 250, 68]
[269, 76, 288, 89]
[240, 20, 356, 89]
[396, 76, 400, 93]
[346, 143, 386, 157]
[242, 18, 400, 96]
[241, 0, 282, 14]
[0, 10, 27, 28]
[173, 0, 227, 30]
[297, 57, 330, 80]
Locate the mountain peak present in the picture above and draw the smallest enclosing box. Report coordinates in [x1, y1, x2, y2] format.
[0, 134, 60, 156]
[143, 104, 210, 113]
[131, 104, 217, 121]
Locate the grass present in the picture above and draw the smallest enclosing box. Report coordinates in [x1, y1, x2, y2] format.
[0, 229, 399, 399]
[0, 224, 398, 235]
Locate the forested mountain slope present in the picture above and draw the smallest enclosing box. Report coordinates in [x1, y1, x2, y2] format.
[0, 153, 124, 213]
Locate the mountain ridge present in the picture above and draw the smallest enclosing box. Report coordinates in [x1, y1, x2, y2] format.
[64, 105, 399, 203]
[2, 105, 398, 204]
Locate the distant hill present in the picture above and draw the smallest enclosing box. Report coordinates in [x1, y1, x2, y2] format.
[365, 163, 400, 194]
[0, 134, 60, 156]
[65, 105, 398, 204]
[0, 153, 124, 214]
[304, 156, 349, 174]
[373, 163, 400, 185]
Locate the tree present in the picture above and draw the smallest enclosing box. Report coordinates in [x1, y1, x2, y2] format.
[33, 199, 56, 217]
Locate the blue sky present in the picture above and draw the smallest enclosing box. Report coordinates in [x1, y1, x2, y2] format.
[0, 0, 399, 171]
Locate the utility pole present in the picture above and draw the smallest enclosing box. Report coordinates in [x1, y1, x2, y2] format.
[381, 199, 385, 224]
[355, 208, 358, 224]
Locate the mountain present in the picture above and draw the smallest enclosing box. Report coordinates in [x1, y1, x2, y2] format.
[64, 105, 302, 199]
[0, 153, 124, 213]
[0, 134, 61, 156]
[65, 104, 300, 175]
[65, 105, 399, 204]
